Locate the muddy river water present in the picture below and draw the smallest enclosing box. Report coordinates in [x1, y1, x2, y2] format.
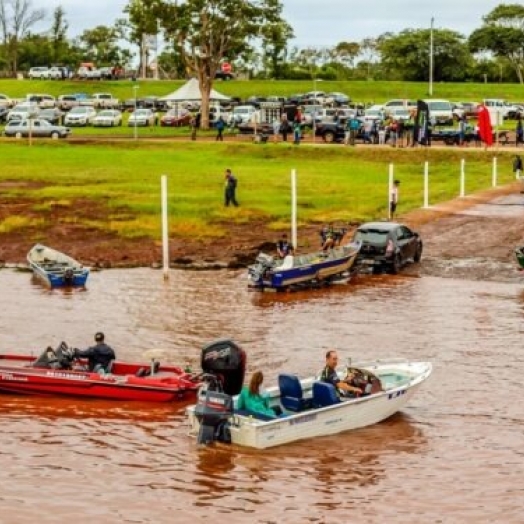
[0, 266, 523, 523]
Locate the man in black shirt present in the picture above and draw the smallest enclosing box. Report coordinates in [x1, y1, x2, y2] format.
[320, 350, 362, 396]
[276, 234, 294, 258]
[75, 332, 116, 373]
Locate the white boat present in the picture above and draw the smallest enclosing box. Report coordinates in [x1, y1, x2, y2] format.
[187, 359, 432, 449]
[27, 244, 90, 288]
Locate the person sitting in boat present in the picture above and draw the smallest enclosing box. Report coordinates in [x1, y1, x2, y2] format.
[320, 350, 363, 397]
[74, 332, 116, 373]
[276, 234, 294, 259]
[237, 371, 282, 418]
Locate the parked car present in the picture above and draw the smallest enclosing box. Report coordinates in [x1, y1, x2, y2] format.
[28, 66, 49, 79]
[229, 105, 258, 126]
[0, 106, 9, 123]
[48, 66, 67, 79]
[64, 106, 97, 126]
[315, 121, 346, 143]
[57, 94, 82, 111]
[26, 94, 56, 109]
[3, 119, 70, 139]
[0, 93, 15, 108]
[353, 222, 423, 274]
[215, 70, 234, 81]
[424, 99, 454, 126]
[92, 109, 123, 127]
[39, 108, 64, 125]
[363, 105, 386, 122]
[326, 92, 351, 106]
[7, 103, 39, 122]
[160, 108, 191, 127]
[384, 99, 417, 111]
[457, 102, 480, 119]
[128, 108, 157, 127]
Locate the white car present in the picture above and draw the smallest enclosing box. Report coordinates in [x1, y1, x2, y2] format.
[229, 105, 258, 126]
[28, 67, 50, 79]
[93, 110, 123, 127]
[0, 93, 15, 108]
[64, 106, 97, 126]
[364, 105, 386, 122]
[7, 103, 39, 122]
[128, 108, 157, 127]
[26, 94, 56, 109]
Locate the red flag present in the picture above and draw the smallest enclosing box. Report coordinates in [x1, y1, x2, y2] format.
[477, 105, 493, 146]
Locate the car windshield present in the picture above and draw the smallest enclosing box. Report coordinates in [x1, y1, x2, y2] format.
[354, 228, 390, 245]
[98, 111, 114, 117]
[428, 102, 451, 111]
[135, 110, 149, 115]
[70, 107, 88, 114]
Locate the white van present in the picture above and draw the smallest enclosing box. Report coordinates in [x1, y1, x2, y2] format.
[229, 105, 258, 125]
[28, 67, 50, 79]
[424, 99, 454, 125]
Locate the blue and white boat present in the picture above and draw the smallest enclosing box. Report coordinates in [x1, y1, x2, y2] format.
[247, 241, 361, 291]
[27, 244, 89, 288]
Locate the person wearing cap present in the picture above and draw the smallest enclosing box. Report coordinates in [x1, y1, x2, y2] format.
[390, 180, 400, 220]
[75, 332, 116, 373]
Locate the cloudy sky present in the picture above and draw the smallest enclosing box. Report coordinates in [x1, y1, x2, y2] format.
[34, 0, 504, 47]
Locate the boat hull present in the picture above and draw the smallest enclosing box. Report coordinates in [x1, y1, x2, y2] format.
[187, 361, 432, 449]
[249, 242, 361, 291]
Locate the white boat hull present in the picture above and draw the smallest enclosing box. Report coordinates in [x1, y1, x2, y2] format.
[187, 360, 432, 449]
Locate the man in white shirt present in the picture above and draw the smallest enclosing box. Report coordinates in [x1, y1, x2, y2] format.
[390, 179, 400, 219]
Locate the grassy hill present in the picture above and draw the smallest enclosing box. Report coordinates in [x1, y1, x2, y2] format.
[1, 78, 523, 104]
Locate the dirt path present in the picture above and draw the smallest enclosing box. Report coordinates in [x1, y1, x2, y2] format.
[2, 180, 524, 276]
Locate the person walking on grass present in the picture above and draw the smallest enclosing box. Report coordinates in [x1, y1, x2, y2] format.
[224, 168, 239, 207]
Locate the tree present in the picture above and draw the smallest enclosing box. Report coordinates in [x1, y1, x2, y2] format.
[151, 0, 289, 129]
[379, 28, 472, 82]
[259, 0, 293, 79]
[469, 4, 524, 84]
[118, 0, 159, 77]
[0, 0, 45, 75]
[49, 5, 68, 64]
[78, 25, 129, 65]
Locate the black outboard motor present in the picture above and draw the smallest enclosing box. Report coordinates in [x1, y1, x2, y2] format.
[194, 339, 246, 445]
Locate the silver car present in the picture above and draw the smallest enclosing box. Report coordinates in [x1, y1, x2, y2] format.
[4, 119, 70, 139]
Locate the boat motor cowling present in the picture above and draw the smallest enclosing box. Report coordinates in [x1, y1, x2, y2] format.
[200, 339, 246, 396]
[194, 389, 234, 445]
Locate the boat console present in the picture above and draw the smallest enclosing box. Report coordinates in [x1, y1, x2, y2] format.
[194, 339, 246, 444]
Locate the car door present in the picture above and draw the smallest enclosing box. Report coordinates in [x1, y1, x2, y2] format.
[398, 226, 416, 261]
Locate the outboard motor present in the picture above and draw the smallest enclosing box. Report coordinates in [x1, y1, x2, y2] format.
[63, 268, 75, 285]
[194, 339, 246, 445]
[248, 253, 275, 286]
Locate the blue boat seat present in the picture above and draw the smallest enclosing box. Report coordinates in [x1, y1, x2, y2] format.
[278, 374, 312, 412]
[312, 382, 341, 408]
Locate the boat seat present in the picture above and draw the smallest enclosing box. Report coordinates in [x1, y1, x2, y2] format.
[278, 373, 312, 412]
[276, 255, 294, 270]
[312, 382, 341, 408]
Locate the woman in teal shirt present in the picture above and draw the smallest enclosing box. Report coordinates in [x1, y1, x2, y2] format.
[238, 371, 279, 418]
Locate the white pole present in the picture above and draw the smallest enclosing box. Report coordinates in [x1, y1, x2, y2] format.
[388, 163, 394, 220]
[492, 157, 498, 187]
[161, 175, 169, 280]
[460, 158, 465, 197]
[423, 161, 429, 208]
[291, 169, 297, 250]
[429, 17, 434, 97]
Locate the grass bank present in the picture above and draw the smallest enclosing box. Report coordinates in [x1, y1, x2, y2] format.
[1, 78, 524, 104]
[0, 141, 516, 242]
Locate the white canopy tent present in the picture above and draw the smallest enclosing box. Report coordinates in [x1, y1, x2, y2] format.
[159, 78, 231, 102]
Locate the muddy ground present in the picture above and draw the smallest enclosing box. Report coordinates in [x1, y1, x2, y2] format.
[1, 180, 524, 277]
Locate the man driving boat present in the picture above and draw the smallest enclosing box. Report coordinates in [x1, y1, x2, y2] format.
[320, 350, 362, 397]
[75, 332, 115, 373]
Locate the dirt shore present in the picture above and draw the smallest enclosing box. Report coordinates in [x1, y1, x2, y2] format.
[1, 180, 524, 272]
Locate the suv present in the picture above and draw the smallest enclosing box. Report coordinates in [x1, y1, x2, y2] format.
[424, 99, 454, 125]
[28, 67, 50, 79]
[353, 222, 423, 274]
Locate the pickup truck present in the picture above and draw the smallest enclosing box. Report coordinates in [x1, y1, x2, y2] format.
[81, 93, 120, 109]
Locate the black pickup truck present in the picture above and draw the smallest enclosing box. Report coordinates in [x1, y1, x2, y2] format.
[431, 129, 510, 146]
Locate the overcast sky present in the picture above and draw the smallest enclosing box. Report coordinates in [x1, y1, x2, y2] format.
[34, 0, 504, 47]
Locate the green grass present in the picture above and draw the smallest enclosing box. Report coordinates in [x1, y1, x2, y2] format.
[1, 78, 524, 104]
[0, 141, 516, 241]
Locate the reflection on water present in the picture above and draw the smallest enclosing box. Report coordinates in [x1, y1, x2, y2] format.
[0, 267, 523, 522]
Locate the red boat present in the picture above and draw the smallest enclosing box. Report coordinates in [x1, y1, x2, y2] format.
[0, 339, 245, 403]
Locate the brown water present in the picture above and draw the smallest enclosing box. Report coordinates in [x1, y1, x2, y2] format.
[0, 268, 523, 523]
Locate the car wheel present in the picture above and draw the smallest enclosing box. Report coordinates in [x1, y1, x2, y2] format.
[323, 131, 335, 143]
[414, 243, 423, 263]
[391, 254, 402, 274]
[51, 132, 59, 139]
[15, 132, 22, 139]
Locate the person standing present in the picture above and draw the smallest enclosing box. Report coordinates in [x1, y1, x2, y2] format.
[276, 234, 294, 258]
[280, 114, 289, 142]
[215, 116, 226, 141]
[224, 168, 239, 207]
[390, 179, 400, 220]
[516, 117, 523, 147]
[293, 119, 301, 145]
